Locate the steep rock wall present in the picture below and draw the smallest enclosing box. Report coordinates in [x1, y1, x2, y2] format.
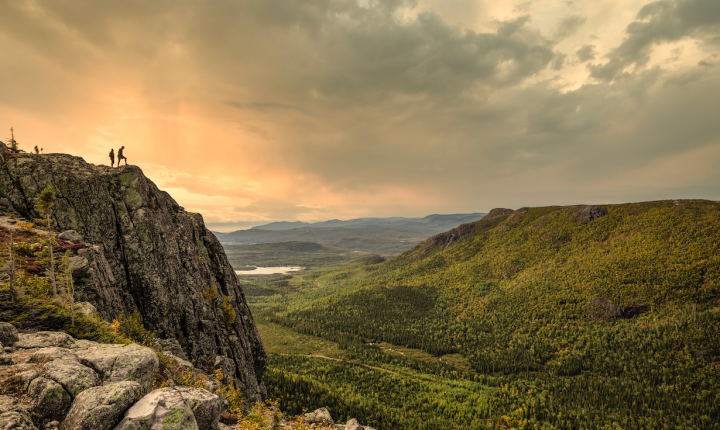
[0, 144, 266, 401]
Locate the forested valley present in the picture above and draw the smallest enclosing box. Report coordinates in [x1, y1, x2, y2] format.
[243, 200, 720, 429]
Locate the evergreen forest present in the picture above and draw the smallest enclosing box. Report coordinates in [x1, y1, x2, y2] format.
[245, 200, 720, 429]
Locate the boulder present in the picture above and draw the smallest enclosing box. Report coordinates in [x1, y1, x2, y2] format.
[0, 352, 10, 365]
[60, 381, 143, 430]
[154, 339, 188, 361]
[0, 410, 38, 430]
[75, 302, 97, 318]
[26, 377, 72, 424]
[15, 333, 73, 349]
[345, 418, 363, 430]
[163, 351, 194, 371]
[172, 386, 222, 430]
[305, 407, 334, 425]
[73, 344, 158, 393]
[0, 323, 19, 347]
[13, 369, 40, 392]
[30, 348, 79, 363]
[57, 230, 83, 242]
[114, 388, 199, 430]
[42, 360, 100, 398]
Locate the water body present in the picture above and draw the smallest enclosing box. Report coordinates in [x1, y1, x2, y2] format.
[235, 266, 303, 275]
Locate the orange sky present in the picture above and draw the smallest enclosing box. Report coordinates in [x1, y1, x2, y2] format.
[2, 0, 719, 231]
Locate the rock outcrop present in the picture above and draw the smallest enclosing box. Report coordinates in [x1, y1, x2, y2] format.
[0, 332, 159, 430]
[0, 145, 266, 401]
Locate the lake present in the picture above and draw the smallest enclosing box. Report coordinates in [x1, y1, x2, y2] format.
[234, 266, 304, 275]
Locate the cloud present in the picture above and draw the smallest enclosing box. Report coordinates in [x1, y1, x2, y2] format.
[576, 44, 597, 62]
[589, 0, 720, 82]
[553, 15, 587, 41]
[0, 0, 719, 222]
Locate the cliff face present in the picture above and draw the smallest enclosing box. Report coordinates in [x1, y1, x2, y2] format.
[0, 144, 266, 401]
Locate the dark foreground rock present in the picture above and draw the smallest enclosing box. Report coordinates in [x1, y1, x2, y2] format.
[0, 144, 265, 401]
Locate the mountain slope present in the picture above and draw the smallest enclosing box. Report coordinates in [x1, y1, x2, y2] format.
[261, 200, 720, 428]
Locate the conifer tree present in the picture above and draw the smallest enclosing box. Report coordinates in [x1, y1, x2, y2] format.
[36, 185, 58, 300]
[6, 230, 15, 303]
[6, 127, 22, 153]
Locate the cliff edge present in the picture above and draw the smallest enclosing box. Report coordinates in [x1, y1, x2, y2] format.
[0, 144, 266, 402]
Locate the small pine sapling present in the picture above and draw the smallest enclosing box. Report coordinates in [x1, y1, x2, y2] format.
[60, 250, 76, 325]
[36, 185, 58, 300]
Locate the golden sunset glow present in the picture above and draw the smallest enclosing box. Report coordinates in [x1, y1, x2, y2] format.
[2, 0, 719, 230]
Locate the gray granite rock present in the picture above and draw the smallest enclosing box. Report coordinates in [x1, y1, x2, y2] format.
[113, 388, 199, 430]
[57, 230, 83, 241]
[172, 386, 222, 430]
[60, 381, 143, 430]
[15, 333, 74, 349]
[74, 344, 158, 394]
[27, 377, 72, 424]
[74, 302, 97, 318]
[163, 351, 194, 371]
[154, 338, 188, 361]
[305, 407, 334, 425]
[0, 410, 38, 430]
[0, 323, 19, 347]
[42, 360, 100, 398]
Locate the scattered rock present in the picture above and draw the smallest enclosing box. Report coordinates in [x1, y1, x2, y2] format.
[345, 418, 363, 430]
[0, 410, 38, 430]
[114, 387, 199, 430]
[172, 386, 222, 430]
[304, 407, 334, 425]
[0, 323, 19, 347]
[74, 302, 97, 319]
[163, 351, 194, 371]
[74, 344, 158, 393]
[27, 377, 72, 423]
[30, 348, 79, 363]
[154, 338, 188, 361]
[569, 205, 607, 224]
[57, 230, 83, 242]
[60, 381, 143, 430]
[42, 359, 100, 398]
[15, 332, 74, 349]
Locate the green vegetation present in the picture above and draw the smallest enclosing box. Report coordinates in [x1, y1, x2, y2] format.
[224, 241, 372, 271]
[250, 200, 720, 429]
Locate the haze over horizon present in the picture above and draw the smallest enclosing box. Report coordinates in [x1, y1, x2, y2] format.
[2, 0, 719, 227]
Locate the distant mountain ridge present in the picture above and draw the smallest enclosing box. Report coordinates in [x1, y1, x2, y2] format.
[215, 213, 487, 255]
[248, 213, 486, 231]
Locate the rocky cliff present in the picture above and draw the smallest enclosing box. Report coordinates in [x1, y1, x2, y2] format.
[0, 144, 266, 401]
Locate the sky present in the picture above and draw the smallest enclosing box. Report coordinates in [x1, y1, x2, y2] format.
[1, 0, 719, 231]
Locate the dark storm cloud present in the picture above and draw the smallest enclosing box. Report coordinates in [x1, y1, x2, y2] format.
[553, 15, 587, 41]
[589, 0, 720, 82]
[576, 44, 597, 62]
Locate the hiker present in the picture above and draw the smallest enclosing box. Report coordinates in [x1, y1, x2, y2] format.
[118, 146, 127, 166]
[109, 148, 115, 167]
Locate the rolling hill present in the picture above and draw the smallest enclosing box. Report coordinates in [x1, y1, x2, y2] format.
[251, 200, 720, 429]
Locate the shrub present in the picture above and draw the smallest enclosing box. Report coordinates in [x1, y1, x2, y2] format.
[221, 296, 236, 330]
[111, 311, 155, 347]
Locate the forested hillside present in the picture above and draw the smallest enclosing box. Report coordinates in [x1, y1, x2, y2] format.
[254, 200, 720, 429]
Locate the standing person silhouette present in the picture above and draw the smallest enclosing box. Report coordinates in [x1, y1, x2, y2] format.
[109, 148, 115, 167]
[118, 146, 128, 166]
